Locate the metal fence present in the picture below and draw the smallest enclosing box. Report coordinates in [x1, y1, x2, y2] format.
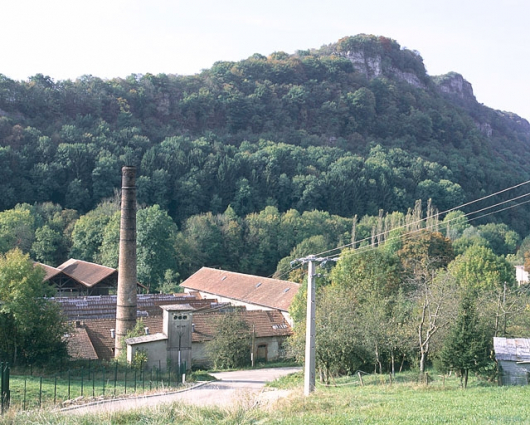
[2, 361, 186, 414]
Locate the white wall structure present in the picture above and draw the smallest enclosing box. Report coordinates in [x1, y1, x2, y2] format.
[516, 265, 529, 286]
[127, 304, 194, 371]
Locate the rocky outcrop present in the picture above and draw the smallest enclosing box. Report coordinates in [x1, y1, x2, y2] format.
[343, 50, 426, 89]
[433, 72, 476, 102]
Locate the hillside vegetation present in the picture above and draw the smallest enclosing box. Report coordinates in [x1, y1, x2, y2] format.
[1, 34, 529, 231]
[1, 34, 530, 289]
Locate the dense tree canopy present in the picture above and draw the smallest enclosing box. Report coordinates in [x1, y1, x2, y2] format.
[0, 35, 529, 234]
[0, 249, 68, 365]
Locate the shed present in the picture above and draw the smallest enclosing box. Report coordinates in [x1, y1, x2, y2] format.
[493, 337, 530, 385]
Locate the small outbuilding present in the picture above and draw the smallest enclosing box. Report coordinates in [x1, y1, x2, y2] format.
[493, 337, 530, 385]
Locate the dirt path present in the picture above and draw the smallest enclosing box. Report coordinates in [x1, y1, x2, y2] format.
[63, 366, 301, 415]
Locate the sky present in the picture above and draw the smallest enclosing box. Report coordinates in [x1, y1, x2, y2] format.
[2, 0, 529, 120]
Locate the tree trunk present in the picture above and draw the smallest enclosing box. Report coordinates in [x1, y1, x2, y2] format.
[399, 354, 406, 373]
[419, 351, 426, 374]
[464, 369, 469, 389]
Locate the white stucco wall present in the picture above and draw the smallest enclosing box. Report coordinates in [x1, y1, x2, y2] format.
[516, 266, 529, 286]
[128, 339, 168, 370]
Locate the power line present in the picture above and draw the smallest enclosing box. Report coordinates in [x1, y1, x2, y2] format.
[273, 179, 530, 281]
[311, 179, 530, 260]
[330, 196, 530, 264]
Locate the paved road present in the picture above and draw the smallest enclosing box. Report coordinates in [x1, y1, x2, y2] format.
[65, 367, 301, 415]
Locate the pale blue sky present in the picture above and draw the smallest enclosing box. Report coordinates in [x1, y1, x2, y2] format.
[2, 0, 529, 120]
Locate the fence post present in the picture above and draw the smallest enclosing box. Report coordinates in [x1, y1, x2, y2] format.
[114, 362, 118, 396]
[0, 362, 8, 415]
[0, 362, 4, 415]
[23, 376, 27, 411]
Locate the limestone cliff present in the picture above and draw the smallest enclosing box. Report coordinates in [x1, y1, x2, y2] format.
[433, 72, 476, 102]
[334, 34, 428, 89]
[341, 48, 427, 89]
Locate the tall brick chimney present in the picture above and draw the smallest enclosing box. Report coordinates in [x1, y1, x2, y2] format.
[114, 166, 137, 358]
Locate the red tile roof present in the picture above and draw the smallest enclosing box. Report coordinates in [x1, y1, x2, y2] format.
[69, 308, 292, 361]
[180, 267, 300, 312]
[66, 326, 98, 360]
[82, 317, 163, 360]
[58, 259, 117, 288]
[191, 310, 292, 342]
[35, 262, 63, 280]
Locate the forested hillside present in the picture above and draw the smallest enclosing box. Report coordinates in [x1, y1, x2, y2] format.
[1, 34, 530, 284]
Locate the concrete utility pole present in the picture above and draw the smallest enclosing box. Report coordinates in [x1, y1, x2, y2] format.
[304, 256, 316, 396]
[115, 166, 138, 358]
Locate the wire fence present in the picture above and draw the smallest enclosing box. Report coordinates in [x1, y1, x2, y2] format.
[315, 370, 457, 389]
[2, 360, 187, 414]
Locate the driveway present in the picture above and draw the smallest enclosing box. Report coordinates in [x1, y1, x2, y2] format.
[65, 366, 301, 415]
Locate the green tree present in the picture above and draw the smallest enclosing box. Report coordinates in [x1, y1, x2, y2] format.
[136, 205, 179, 291]
[0, 205, 36, 254]
[31, 225, 67, 266]
[207, 312, 251, 369]
[99, 205, 179, 291]
[0, 249, 68, 365]
[442, 210, 470, 240]
[447, 245, 516, 293]
[439, 293, 492, 388]
[288, 285, 369, 383]
[331, 247, 404, 301]
[69, 200, 119, 262]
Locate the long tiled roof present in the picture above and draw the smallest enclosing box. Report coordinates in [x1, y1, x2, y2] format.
[180, 267, 300, 311]
[191, 309, 292, 342]
[54, 294, 218, 320]
[58, 259, 117, 287]
[70, 309, 292, 361]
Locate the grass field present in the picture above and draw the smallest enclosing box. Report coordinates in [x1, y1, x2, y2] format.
[2, 370, 530, 424]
